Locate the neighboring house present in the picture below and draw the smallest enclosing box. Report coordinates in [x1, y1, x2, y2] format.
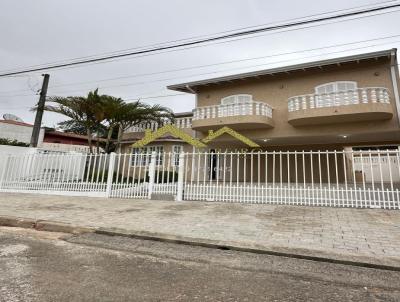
[0, 119, 102, 153]
[39, 128, 105, 153]
[0, 119, 44, 145]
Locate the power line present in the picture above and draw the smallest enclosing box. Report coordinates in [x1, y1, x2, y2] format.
[2, 32, 400, 96]
[1, 4, 399, 81]
[1, 37, 399, 99]
[44, 39, 400, 95]
[1, 35, 400, 98]
[13, 1, 400, 70]
[46, 34, 400, 89]
[125, 93, 187, 101]
[18, 7, 400, 78]
[0, 2, 399, 77]
[1, 0, 395, 73]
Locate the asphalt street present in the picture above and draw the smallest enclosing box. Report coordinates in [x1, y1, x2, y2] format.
[0, 227, 399, 302]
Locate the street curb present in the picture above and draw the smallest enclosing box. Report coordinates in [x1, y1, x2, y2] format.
[0, 215, 36, 229]
[1, 215, 399, 272]
[0, 215, 95, 235]
[94, 228, 400, 272]
[35, 220, 95, 235]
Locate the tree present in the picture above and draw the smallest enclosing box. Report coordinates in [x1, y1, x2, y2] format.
[43, 89, 106, 153]
[114, 101, 174, 152]
[40, 89, 174, 154]
[101, 96, 125, 153]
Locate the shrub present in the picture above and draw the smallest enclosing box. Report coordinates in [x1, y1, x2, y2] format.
[0, 138, 29, 147]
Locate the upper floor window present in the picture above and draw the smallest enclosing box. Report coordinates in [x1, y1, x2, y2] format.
[315, 81, 357, 95]
[221, 94, 253, 105]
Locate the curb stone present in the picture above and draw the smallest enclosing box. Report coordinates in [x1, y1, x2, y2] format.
[0, 215, 95, 235]
[35, 220, 95, 235]
[1, 215, 399, 272]
[0, 215, 36, 229]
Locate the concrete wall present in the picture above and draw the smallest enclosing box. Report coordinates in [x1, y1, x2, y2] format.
[0, 123, 44, 144]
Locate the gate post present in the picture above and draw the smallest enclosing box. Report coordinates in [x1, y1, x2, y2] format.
[147, 152, 157, 199]
[176, 152, 185, 201]
[106, 152, 116, 198]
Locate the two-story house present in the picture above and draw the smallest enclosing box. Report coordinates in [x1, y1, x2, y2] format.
[168, 48, 400, 152]
[119, 49, 400, 206]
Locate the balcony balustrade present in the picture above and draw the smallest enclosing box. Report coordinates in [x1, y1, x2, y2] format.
[128, 117, 192, 133]
[192, 101, 274, 131]
[287, 87, 392, 126]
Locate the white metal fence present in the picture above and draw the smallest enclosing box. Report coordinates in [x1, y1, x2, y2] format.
[0, 152, 109, 197]
[1, 149, 399, 209]
[180, 150, 400, 209]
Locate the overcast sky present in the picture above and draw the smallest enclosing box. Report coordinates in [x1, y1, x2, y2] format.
[0, 0, 399, 127]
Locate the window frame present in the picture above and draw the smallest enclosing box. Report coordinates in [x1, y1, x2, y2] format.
[172, 145, 183, 166]
[131, 145, 164, 167]
[314, 81, 357, 95]
[220, 94, 253, 105]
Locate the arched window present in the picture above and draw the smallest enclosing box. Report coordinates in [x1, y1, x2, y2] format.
[315, 81, 357, 94]
[221, 94, 253, 105]
[218, 94, 254, 116]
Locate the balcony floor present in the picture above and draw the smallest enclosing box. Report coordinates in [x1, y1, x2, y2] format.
[288, 103, 393, 126]
[192, 115, 274, 131]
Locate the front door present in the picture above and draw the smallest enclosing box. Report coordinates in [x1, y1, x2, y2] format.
[209, 150, 217, 181]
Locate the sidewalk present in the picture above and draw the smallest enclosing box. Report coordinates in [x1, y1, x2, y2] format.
[0, 192, 399, 268]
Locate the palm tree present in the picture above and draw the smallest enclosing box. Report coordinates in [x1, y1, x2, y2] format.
[114, 101, 174, 152]
[101, 96, 124, 153]
[41, 90, 174, 153]
[43, 89, 106, 153]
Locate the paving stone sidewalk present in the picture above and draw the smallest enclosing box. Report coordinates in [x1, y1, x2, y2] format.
[0, 192, 399, 267]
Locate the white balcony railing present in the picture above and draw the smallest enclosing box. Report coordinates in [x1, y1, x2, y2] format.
[128, 117, 192, 133]
[288, 87, 390, 112]
[193, 101, 273, 120]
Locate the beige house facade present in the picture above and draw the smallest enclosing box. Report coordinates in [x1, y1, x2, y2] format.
[168, 48, 400, 151]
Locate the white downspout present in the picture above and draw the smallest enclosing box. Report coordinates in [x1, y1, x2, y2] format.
[390, 50, 400, 125]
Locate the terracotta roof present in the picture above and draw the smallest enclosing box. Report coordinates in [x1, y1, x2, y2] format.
[45, 130, 106, 142]
[121, 134, 185, 144]
[0, 120, 34, 127]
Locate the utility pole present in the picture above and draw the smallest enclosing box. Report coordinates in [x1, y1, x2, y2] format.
[30, 74, 50, 147]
